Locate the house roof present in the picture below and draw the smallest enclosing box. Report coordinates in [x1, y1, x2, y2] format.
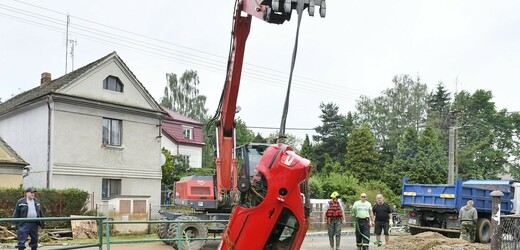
[161, 106, 203, 125]
[161, 107, 205, 146]
[0, 52, 162, 116]
[0, 52, 114, 115]
[0, 136, 29, 167]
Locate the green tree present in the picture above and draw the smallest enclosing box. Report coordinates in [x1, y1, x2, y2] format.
[313, 103, 354, 171]
[452, 90, 509, 179]
[411, 126, 448, 184]
[509, 112, 520, 179]
[161, 147, 190, 189]
[357, 75, 429, 162]
[300, 134, 314, 161]
[322, 154, 341, 175]
[345, 123, 380, 181]
[161, 70, 208, 121]
[427, 83, 452, 151]
[235, 117, 255, 146]
[388, 128, 419, 194]
[252, 133, 268, 143]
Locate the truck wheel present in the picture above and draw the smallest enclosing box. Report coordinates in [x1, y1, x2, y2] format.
[157, 221, 170, 244]
[409, 227, 422, 235]
[166, 215, 208, 250]
[476, 218, 491, 243]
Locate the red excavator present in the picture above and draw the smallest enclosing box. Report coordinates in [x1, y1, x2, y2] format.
[158, 1, 326, 249]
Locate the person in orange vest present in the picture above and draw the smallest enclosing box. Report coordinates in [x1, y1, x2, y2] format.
[322, 191, 346, 250]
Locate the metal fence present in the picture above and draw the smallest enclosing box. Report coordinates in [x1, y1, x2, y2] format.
[0, 216, 106, 250]
[309, 209, 408, 231]
[499, 215, 520, 250]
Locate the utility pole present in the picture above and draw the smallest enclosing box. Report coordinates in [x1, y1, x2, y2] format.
[69, 40, 77, 71]
[448, 110, 459, 185]
[65, 14, 70, 74]
[448, 126, 455, 185]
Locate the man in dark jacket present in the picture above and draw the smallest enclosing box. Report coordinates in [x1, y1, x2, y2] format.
[12, 187, 45, 250]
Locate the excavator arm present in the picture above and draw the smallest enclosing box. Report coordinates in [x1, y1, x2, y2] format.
[214, 0, 326, 208]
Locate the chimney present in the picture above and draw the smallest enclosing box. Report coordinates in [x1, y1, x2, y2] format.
[40, 72, 51, 87]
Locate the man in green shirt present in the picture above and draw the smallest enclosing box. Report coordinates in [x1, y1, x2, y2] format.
[352, 193, 374, 250]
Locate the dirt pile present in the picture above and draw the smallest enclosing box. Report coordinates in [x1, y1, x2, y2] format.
[380, 232, 488, 250]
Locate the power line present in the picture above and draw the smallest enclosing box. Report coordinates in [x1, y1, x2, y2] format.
[0, 9, 362, 101]
[7, 1, 376, 98]
[248, 126, 315, 131]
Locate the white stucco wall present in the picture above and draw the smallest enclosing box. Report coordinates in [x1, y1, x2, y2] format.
[161, 135, 203, 168]
[161, 134, 177, 154]
[50, 100, 162, 210]
[0, 102, 49, 188]
[178, 144, 202, 168]
[60, 58, 155, 110]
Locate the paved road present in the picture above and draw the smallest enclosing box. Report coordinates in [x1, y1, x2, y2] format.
[33, 234, 365, 250]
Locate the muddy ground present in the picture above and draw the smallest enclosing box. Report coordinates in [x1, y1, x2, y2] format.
[380, 231, 488, 250]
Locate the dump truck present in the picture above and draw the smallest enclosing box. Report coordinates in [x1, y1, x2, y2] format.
[401, 177, 520, 243]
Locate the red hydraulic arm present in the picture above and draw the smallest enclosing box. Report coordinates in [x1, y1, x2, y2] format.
[214, 0, 326, 207]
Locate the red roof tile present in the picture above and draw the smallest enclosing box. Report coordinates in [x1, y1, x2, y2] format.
[161, 107, 205, 146]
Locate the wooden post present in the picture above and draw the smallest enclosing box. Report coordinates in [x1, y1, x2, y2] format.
[490, 190, 504, 250]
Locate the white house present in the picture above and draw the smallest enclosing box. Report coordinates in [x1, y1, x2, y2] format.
[0, 52, 164, 214]
[161, 107, 205, 168]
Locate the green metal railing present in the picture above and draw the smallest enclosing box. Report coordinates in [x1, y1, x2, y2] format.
[1, 216, 228, 249]
[0, 216, 106, 250]
[104, 219, 227, 250]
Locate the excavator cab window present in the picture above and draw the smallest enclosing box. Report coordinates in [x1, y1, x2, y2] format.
[264, 207, 299, 250]
[235, 143, 268, 179]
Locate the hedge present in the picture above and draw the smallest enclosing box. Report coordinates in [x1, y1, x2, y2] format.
[0, 187, 90, 228]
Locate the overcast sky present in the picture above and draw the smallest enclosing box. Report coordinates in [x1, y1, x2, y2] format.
[1, 0, 519, 143]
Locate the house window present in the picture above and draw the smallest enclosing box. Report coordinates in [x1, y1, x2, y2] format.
[102, 178, 121, 199]
[103, 76, 123, 92]
[183, 127, 193, 140]
[102, 118, 122, 146]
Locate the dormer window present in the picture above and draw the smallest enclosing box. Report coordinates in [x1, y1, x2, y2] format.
[103, 76, 123, 92]
[183, 126, 193, 140]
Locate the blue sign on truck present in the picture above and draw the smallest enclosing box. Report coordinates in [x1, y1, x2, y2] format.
[401, 177, 520, 243]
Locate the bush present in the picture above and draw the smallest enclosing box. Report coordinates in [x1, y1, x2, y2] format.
[0, 187, 90, 228]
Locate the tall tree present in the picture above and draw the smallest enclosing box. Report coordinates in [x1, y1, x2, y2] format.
[452, 90, 509, 179]
[345, 123, 380, 181]
[412, 126, 448, 184]
[300, 134, 314, 161]
[356, 75, 429, 162]
[426, 83, 452, 151]
[313, 103, 355, 171]
[387, 128, 419, 194]
[161, 70, 208, 121]
[235, 117, 255, 146]
[509, 112, 520, 179]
